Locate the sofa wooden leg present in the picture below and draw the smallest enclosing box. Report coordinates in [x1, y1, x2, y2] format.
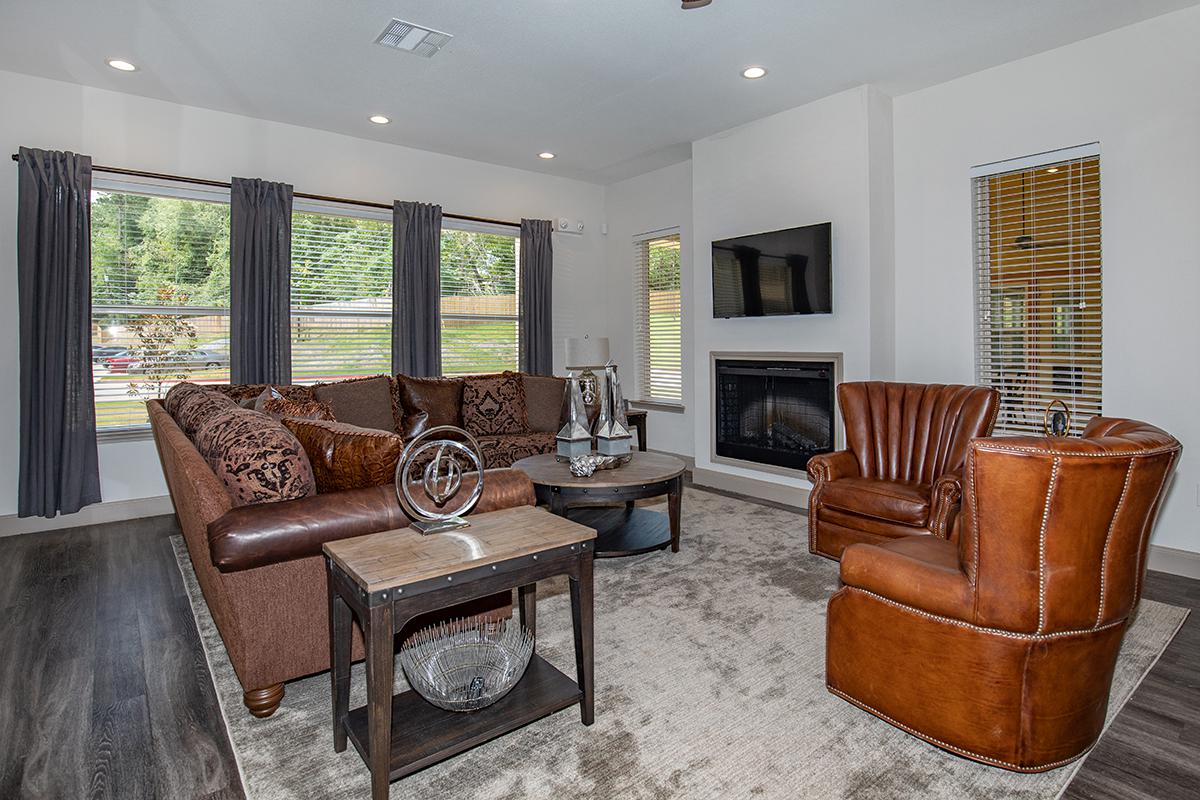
[244, 683, 285, 718]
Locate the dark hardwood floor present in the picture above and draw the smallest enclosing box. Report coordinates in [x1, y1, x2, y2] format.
[0, 505, 1195, 799]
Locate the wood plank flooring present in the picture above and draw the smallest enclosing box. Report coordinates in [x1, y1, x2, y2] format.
[0, 499, 1195, 798]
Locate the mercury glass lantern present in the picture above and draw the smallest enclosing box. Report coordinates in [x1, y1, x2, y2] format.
[556, 372, 593, 460]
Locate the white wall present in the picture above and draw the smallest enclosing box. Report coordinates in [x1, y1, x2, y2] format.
[602, 161, 694, 457]
[0, 69, 606, 520]
[893, 6, 1200, 553]
[690, 86, 894, 490]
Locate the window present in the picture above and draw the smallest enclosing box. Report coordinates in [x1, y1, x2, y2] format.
[973, 145, 1101, 435]
[634, 232, 683, 404]
[440, 224, 520, 375]
[90, 179, 231, 431]
[290, 204, 392, 383]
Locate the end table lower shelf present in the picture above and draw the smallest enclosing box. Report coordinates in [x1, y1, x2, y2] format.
[342, 654, 581, 782]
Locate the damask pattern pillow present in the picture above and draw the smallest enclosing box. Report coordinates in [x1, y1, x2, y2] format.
[194, 407, 316, 506]
[461, 372, 529, 437]
[173, 387, 237, 438]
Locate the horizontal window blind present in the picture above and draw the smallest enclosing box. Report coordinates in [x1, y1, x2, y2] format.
[90, 186, 232, 430]
[974, 152, 1101, 435]
[634, 233, 683, 403]
[290, 210, 392, 384]
[440, 226, 519, 375]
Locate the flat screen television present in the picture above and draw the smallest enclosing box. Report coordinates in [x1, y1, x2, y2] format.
[712, 222, 832, 318]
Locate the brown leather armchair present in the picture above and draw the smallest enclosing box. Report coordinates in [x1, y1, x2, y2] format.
[808, 381, 999, 559]
[826, 417, 1181, 771]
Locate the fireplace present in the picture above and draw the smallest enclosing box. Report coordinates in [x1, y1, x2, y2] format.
[714, 358, 836, 472]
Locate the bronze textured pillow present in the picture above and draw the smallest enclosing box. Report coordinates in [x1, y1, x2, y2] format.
[173, 387, 237, 438]
[312, 375, 397, 433]
[252, 387, 336, 421]
[210, 383, 315, 405]
[195, 407, 315, 506]
[283, 418, 406, 493]
[396, 375, 464, 440]
[522, 374, 567, 433]
[461, 371, 529, 437]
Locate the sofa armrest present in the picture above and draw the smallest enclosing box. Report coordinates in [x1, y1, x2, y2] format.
[929, 470, 963, 539]
[208, 468, 536, 573]
[839, 538, 972, 621]
[807, 449, 861, 486]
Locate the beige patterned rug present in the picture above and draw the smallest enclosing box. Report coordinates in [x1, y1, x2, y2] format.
[172, 488, 1188, 799]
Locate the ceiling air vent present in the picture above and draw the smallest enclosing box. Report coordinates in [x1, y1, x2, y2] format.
[375, 19, 453, 58]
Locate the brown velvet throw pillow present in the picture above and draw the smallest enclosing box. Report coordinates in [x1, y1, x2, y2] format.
[312, 375, 398, 433]
[396, 375, 465, 440]
[522, 374, 567, 433]
[461, 371, 529, 437]
[283, 417, 407, 493]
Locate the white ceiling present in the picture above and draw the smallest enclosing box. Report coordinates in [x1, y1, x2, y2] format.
[1, 0, 1196, 183]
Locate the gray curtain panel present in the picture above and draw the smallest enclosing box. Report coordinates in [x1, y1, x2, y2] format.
[392, 201, 443, 377]
[16, 147, 101, 518]
[519, 218, 554, 376]
[230, 177, 293, 384]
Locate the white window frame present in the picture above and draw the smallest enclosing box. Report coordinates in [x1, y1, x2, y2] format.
[971, 142, 1102, 436]
[439, 218, 522, 375]
[91, 174, 232, 441]
[632, 227, 685, 409]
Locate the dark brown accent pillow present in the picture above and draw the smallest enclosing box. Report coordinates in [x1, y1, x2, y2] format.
[461, 371, 529, 437]
[283, 418, 406, 493]
[193, 407, 316, 506]
[312, 375, 397, 433]
[396, 375, 465, 440]
[522, 374, 567, 433]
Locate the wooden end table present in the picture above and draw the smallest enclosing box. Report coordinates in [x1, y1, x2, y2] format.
[512, 452, 685, 558]
[323, 506, 597, 800]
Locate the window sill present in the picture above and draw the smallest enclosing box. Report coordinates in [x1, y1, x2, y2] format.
[631, 400, 686, 414]
[97, 426, 155, 444]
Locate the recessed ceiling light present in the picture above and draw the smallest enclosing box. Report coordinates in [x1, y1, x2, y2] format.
[107, 59, 138, 72]
[369, 115, 390, 125]
[1047, 167, 1060, 173]
[538, 152, 556, 160]
[742, 66, 768, 80]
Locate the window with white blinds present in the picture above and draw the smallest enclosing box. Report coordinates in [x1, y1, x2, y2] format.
[634, 232, 683, 403]
[973, 146, 1101, 436]
[290, 206, 392, 384]
[440, 225, 520, 375]
[90, 180, 232, 430]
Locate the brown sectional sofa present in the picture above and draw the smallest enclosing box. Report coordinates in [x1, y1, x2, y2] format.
[149, 370, 568, 718]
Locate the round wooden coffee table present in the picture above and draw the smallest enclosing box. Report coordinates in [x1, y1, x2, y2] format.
[512, 452, 685, 558]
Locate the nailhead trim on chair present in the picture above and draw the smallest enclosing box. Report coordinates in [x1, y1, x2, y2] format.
[1096, 459, 1136, 628]
[1036, 458, 1061, 634]
[825, 686, 1088, 772]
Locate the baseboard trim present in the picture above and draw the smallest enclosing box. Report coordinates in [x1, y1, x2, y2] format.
[0, 495, 175, 538]
[691, 466, 810, 510]
[1147, 544, 1200, 580]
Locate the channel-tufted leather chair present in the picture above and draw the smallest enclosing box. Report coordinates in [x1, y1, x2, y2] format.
[807, 382, 1000, 559]
[826, 418, 1181, 771]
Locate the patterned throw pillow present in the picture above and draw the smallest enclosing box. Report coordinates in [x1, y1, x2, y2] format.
[461, 371, 529, 437]
[194, 407, 316, 506]
[252, 387, 336, 421]
[283, 418, 406, 492]
[173, 387, 238, 437]
[164, 382, 204, 417]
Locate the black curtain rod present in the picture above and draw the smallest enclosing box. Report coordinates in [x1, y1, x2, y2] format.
[9, 154, 522, 229]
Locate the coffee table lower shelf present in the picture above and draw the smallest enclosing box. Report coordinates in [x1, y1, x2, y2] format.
[342, 654, 582, 782]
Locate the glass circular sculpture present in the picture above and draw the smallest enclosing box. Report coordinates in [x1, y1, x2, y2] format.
[394, 425, 485, 533]
[399, 618, 535, 712]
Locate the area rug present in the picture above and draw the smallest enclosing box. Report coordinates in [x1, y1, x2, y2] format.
[172, 487, 1188, 800]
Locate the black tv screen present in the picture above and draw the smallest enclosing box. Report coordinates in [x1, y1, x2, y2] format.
[712, 222, 832, 318]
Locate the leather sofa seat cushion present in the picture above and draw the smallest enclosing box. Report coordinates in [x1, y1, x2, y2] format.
[283, 418, 406, 493]
[312, 375, 398, 433]
[192, 407, 316, 507]
[396, 375, 465, 440]
[462, 372, 529, 437]
[478, 433, 557, 469]
[522, 374, 567, 433]
[820, 477, 931, 527]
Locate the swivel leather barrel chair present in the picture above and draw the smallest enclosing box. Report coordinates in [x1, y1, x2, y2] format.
[825, 417, 1181, 771]
[808, 381, 1000, 559]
